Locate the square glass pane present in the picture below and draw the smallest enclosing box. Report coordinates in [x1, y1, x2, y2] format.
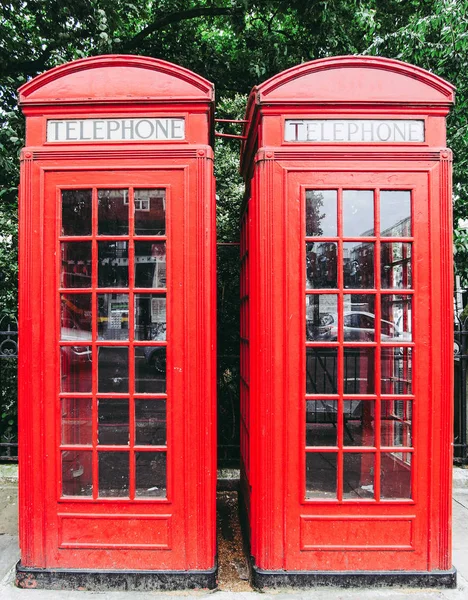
[135, 400, 167, 445]
[381, 400, 412, 447]
[381, 452, 412, 499]
[97, 294, 129, 340]
[306, 452, 337, 499]
[306, 242, 337, 289]
[135, 347, 166, 393]
[98, 347, 129, 393]
[61, 294, 92, 341]
[135, 294, 166, 341]
[306, 295, 337, 341]
[344, 348, 375, 394]
[60, 346, 92, 393]
[134, 189, 166, 235]
[381, 243, 412, 289]
[61, 189, 92, 236]
[306, 347, 337, 394]
[98, 189, 128, 235]
[343, 453, 375, 499]
[381, 347, 412, 394]
[306, 190, 337, 237]
[61, 398, 92, 445]
[98, 241, 129, 288]
[343, 242, 374, 288]
[343, 190, 374, 237]
[98, 399, 129, 445]
[380, 191, 411, 237]
[306, 400, 337, 446]
[135, 242, 167, 288]
[381, 295, 412, 341]
[343, 400, 374, 447]
[61, 242, 92, 288]
[136, 452, 167, 497]
[343, 294, 376, 341]
[62, 450, 92, 497]
[98, 452, 129, 497]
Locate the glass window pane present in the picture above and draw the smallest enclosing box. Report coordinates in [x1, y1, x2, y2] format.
[306, 452, 337, 499]
[98, 189, 128, 235]
[381, 347, 412, 394]
[306, 347, 337, 394]
[343, 294, 376, 341]
[381, 400, 412, 447]
[381, 295, 412, 341]
[381, 243, 412, 289]
[306, 295, 337, 341]
[343, 453, 375, 499]
[98, 347, 129, 393]
[344, 348, 375, 394]
[60, 346, 92, 393]
[343, 190, 374, 237]
[61, 242, 92, 288]
[381, 452, 412, 499]
[344, 242, 374, 289]
[343, 400, 374, 447]
[62, 450, 92, 497]
[98, 399, 129, 445]
[61, 294, 92, 341]
[135, 242, 167, 288]
[306, 400, 337, 446]
[98, 241, 129, 288]
[306, 242, 337, 289]
[135, 294, 166, 341]
[134, 189, 166, 235]
[61, 398, 92, 445]
[306, 190, 337, 237]
[97, 293, 129, 340]
[61, 189, 92, 236]
[98, 452, 129, 497]
[136, 452, 167, 497]
[135, 347, 166, 393]
[380, 191, 411, 237]
[135, 400, 167, 445]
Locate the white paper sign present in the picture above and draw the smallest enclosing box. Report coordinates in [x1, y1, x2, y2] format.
[47, 118, 185, 142]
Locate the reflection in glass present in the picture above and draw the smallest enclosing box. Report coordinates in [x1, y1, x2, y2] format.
[306, 190, 337, 237]
[135, 294, 166, 341]
[381, 400, 412, 447]
[98, 189, 128, 235]
[343, 453, 374, 499]
[381, 452, 412, 499]
[306, 242, 337, 289]
[61, 294, 92, 341]
[343, 190, 374, 237]
[98, 241, 129, 288]
[306, 400, 337, 446]
[306, 347, 338, 394]
[381, 243, 412, 289]
[61, 189, 92, 236]
[60, 346, 92, 393]
[343, 242, 374, 288]
[380, 191, 411, 237]
[98, 399, 129, 445]
[136, 452, 167, 497]
[97, 294, 129, 340]
[98, 347, 129, 393]
[344, 348, 375, 394]
[134, 242, 166, 288]
[134, 189, 166, 235]
[306, 295, 337, 341]
[135, 347, 166, 393]
[381, 295, 412, 341]
[343, 294, 376, 341]
[61, 398, 92, 445]
[61, 242, 92, 288]
[62, 450, 92, 497]
[135, 400, 167, 445]
[343, 401, 374, 446]
[98, 452, 129, 497]
[306, 452, 337, 499]
[381, 347, 412, 394]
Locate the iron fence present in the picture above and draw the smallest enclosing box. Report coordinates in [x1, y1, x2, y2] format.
[0, 315, 18, 462]
[454, 294, 468, 464]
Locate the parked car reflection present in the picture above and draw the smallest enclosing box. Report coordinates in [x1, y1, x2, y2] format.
[307, 311, 404, 342]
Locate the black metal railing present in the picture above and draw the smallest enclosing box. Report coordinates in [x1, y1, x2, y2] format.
[454, 308, 468, 464]
[0, 315, 18, 462]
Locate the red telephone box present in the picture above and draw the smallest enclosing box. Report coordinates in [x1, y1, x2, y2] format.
[240, 56, 456, 587]
[16, 55, 216, 590]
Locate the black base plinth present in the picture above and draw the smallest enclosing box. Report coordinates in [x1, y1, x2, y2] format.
[15, 561, 217, 591]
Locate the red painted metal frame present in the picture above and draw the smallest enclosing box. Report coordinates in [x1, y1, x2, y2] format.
[18, 56, 216, 572]
[240, 57, 455, 574]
